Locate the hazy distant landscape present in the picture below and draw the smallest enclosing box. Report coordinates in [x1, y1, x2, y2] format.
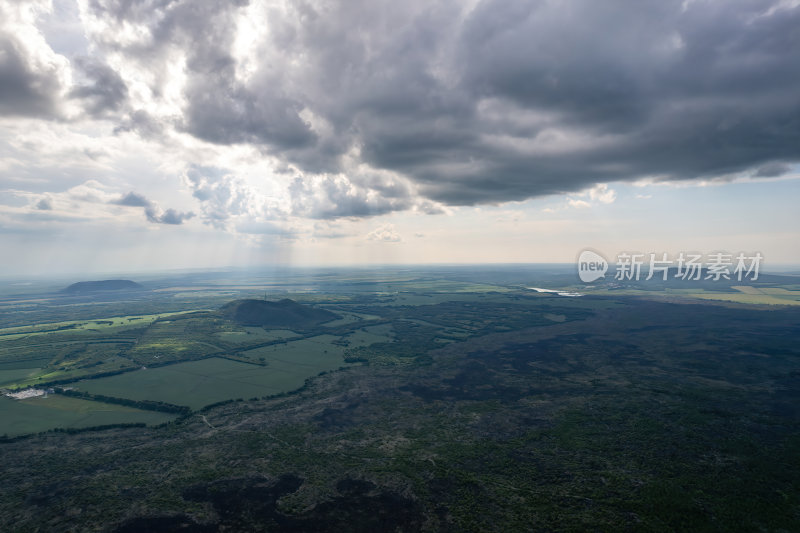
[0, 266, 798, 531]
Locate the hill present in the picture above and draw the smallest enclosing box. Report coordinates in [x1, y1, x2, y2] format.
[62, 280, 144, 294]
[219, 298, 338, 328]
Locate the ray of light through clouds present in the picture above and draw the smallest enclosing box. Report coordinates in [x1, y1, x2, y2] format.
[0, 0, 798, 275]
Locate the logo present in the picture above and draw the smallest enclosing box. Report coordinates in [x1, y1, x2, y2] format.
[575, 249, 763, 283]
[578, 249, 608, 283]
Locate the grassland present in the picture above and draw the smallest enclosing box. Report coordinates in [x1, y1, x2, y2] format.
[0, 310, 216, 388]
[76, 333, 357, 410]
[215, 327, 298, 343]
[239, 334, 347, 363]
[0, 394, 174, 437]
[0, 367, 40, 386]
[78, 353, 346, 410]
[343, 324, 394, 347]
[0, 310, 207, 341]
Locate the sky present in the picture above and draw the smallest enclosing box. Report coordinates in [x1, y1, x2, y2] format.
[0, 0, 799, 276]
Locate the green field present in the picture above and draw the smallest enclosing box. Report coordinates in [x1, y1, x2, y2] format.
[79, 335, 352, 409]
[319, 313, 363, 327]
[0, 395, 175, 437]
[239, 334, 347, 364]
[689, 291, 800, 305]
[0, 311, 206, 342]
[215, 328, 298, 344]
[0, 367, 40, 386]
[577, 285, 800, 306]
[344, 325, 394, 347]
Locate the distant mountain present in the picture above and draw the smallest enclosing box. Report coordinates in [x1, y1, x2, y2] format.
[62, 280, 144, 294]
[220, 298, 337, 328]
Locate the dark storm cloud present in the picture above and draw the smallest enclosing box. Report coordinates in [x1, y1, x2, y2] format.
[88, 0, 176, 21]
[35, 198, 53, 211]
[183, 81, 315, 149]
[113, 110, 165, 138]
[0, 35, 62, 117]
[86, 0, 315, 149]
[69, 57, 128, 116]
[83, 0, 800, 209]
[111, 191, 193, 224]
[112, 191, 151, 207]
[145, 206, 194, 225]
[370, 0, 800, 205]
[755, 162, 792, 178]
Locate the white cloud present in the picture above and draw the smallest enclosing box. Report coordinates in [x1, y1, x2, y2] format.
[588, 183, 617, 204]
[553, 183, 617, 210]
[567, 198, 591, 209]
[289, 173, 416, 220]
[366, 223, 402, 242]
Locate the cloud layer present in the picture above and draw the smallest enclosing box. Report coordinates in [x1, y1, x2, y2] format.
[1, 0, 798, 228]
